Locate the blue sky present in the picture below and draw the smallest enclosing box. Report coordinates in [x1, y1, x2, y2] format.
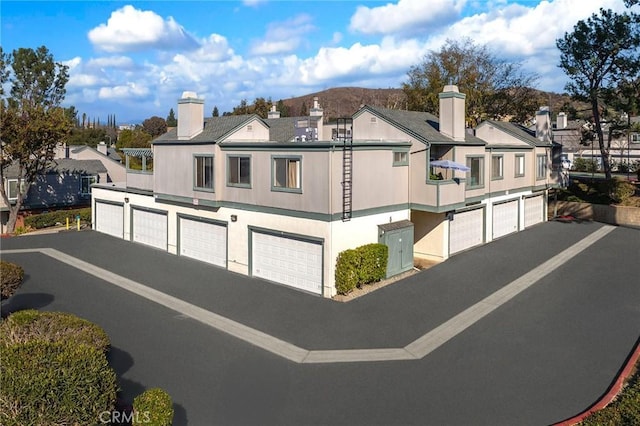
[1, 0, 633, 123]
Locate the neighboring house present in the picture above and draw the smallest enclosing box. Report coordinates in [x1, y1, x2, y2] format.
[547, 112, 640, 170]
[54, 142, 126, 183]
[91, 87, 554, 298]
[1, 159, 107, 233]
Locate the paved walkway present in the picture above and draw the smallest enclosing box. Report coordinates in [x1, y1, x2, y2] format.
[1, 225, 616, 364]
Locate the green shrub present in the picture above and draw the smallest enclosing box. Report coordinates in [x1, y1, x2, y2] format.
[573, 158, 599, 173]
[335, 249, 360, 295]
[133, 388, 174, 426]
[24, 207, 91, 229]
[358, 243, 388, 284]
[0, 309, 110, 353]
[600, 179, 636, 204]
[335, 244, 389, 294]
[0, 340, 117, 426]
[0, 261, 24, 300]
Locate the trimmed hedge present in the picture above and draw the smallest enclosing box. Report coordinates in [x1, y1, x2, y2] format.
[0, 341, 117, 426]
[0, 309, 111, 353]
[0, 261, 24, 300]
[335, 243, 388, 295]
[358, 243, 388, 284]
[133, 388, 174, 426]
[24, 207, 91, 229]
[335, 249, 360, 295]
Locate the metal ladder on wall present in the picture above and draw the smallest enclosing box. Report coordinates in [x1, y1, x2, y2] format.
[337, 118, 353, 221]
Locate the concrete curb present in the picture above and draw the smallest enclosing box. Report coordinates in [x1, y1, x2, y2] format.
[553, 336, 640, 425]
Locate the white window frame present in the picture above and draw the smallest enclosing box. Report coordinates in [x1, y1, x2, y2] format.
[7, 179, 20, 201]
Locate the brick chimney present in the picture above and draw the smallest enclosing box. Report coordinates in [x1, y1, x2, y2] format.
[177, 91, 204, 140]
[439, 85, 466, 142]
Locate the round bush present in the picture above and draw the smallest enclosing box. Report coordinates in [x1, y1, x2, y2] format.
[0, 261, 24, 300]
[133, 388, 174, 426]
[0, 341, 117, 426]
[0, 309, 110, 353]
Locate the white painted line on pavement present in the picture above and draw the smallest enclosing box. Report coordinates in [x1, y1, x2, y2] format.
[0, 225, 615, 364]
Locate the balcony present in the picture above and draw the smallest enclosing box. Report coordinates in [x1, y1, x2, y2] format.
[123, 148, 154, 192]
[416, 178, 466, 211]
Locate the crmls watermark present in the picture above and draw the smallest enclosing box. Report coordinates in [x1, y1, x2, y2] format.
[99, 410, 151, 424]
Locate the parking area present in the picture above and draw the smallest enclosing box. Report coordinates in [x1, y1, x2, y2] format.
[1, 221, 639, 425]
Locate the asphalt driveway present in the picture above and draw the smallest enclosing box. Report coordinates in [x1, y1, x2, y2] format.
[1, 220, 639, 425]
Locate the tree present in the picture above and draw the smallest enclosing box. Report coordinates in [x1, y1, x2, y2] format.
[276, 99, 290, 117]
[166, 108, 177, 126]
[211, 106, 219, 117]
[557, 7, 640, 179]
[142, 116, 167, 137]
[402, 38, 540, 126]
[0, 46, 72, 233]
[116, 129, 152, 149]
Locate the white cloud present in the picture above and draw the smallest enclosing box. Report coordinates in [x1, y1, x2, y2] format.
[438, 0, 626, 57]
[99, 83, 150, 100]
[86, 56, 135, 70]
[249, 14, 315, 56]
[350, 0, 467, 36]
[88, 5, 199, 53]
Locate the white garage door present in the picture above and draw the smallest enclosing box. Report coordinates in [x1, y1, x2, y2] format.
[95, 202, 123, 238]
[132, 208, 167, 250]
[493, 199, 519, 239]
[450, 208, 484, 255]
[179, 217, 227, 268]
[251, 231, 323, 295]
[524, 195, 545, 228]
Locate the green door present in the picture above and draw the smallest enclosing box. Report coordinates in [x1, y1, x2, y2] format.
[379, 223, 414, 278]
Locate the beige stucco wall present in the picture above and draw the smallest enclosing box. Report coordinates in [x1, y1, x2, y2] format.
[412, 210, 447, 260]
[71, 149, 126, 183]
[226, 117, 270, 141]
[329, 148, 410, 214]
[153, 143, 217, 202]
[353, 111, 421, 143]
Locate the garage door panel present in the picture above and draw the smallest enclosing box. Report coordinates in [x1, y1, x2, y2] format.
[450, 208, 484, 255]
[524, 195, 544, 228]
[493, 200, 519, 239]
[179, 218, 227, 267]
[252, 232, 322, 295]
[132, 209, 167, 250]
[95, 202, 124, 238]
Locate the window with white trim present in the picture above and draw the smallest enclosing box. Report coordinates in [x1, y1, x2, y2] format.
[7, 179, 19, 200]
[194, 155, 214, 190]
